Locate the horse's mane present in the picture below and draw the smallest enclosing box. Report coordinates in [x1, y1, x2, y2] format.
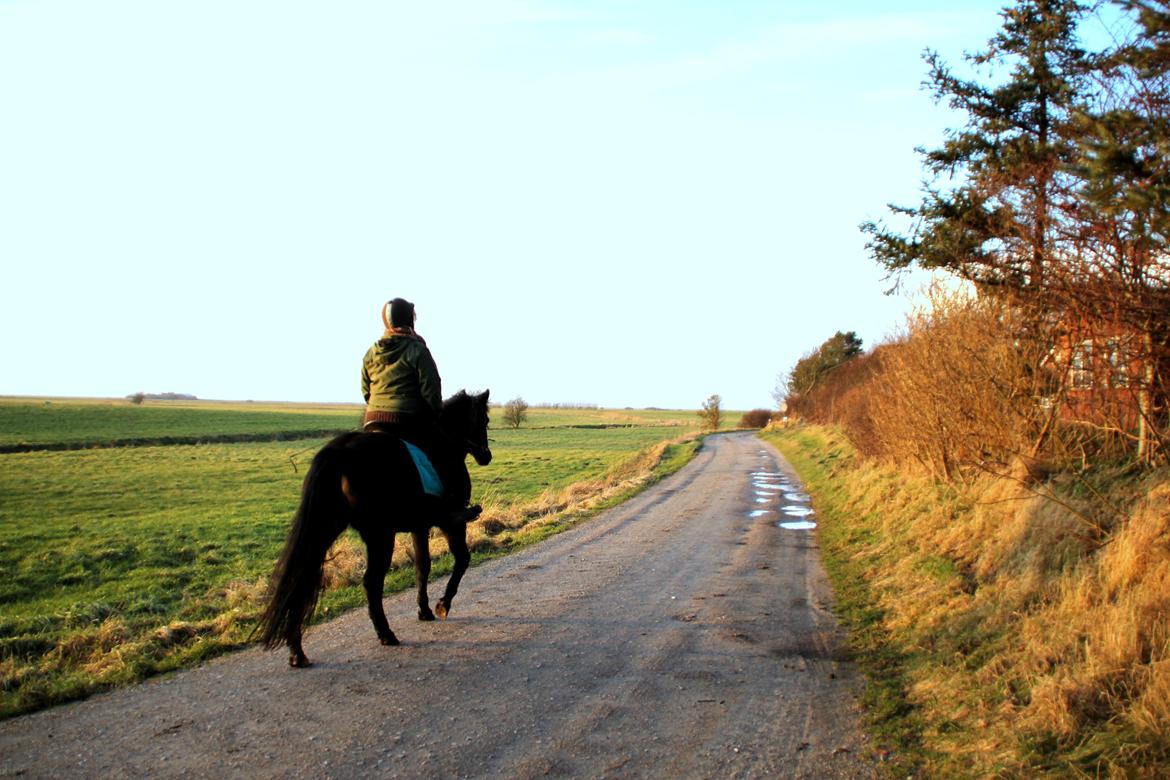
[442, 390, 472, 412]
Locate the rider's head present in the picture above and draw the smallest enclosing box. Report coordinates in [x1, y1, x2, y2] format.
[382, 298, 416, 329]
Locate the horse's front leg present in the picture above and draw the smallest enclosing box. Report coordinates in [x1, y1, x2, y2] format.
[363, 537, 399, 646]
[435, 525, 470, 620]
[413, 530, 435, 621]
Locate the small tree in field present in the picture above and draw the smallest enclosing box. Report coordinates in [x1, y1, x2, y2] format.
[503, 397, 529, 429]
[698, 394, 722, 431]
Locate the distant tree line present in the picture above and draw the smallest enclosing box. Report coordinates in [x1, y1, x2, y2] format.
[127, 392, 198, 404]
[531, 402, 600, 410]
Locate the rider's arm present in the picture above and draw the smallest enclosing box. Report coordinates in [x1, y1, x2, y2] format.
[417, 347, 443, 416]
[360, 351, 373, 404]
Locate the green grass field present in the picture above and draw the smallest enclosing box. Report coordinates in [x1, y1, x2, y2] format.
[0, 398, 364, 448]
[0, 398, 715, 718]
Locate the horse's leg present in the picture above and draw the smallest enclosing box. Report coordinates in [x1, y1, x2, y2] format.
[288, 627, 311, 668]
[413, 530, 435, 621]
[363, 534, 399, 646]
[435, 524, 470, 620]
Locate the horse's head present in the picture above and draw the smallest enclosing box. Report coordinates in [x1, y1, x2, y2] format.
[442, 389, 492, 466]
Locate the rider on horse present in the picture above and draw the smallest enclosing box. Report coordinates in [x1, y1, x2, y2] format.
[361, 298, 481, 524]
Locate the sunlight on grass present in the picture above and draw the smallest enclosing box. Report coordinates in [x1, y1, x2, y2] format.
[0, 400, 705, 718]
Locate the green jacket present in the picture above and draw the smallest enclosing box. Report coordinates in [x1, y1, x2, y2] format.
[361, 333, 443, 417]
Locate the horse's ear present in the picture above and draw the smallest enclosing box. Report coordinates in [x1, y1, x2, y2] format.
[478, 389, 490, 404]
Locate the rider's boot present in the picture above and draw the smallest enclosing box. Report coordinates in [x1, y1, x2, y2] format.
[426, 496, 482, 525]
[449, 503, 483, 523]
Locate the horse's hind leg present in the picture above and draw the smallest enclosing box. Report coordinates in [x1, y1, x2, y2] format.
[413, 530, 435, 621]
[288, 628, 311, 668]
[363, 537, 399, 646]
[435, 525, 470, 620]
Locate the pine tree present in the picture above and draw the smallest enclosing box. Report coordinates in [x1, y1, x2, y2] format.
[862, 0, 1091, 294]
[1076, 1, 1170, 254]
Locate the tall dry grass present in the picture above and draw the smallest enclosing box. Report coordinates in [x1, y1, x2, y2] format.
[778, 278, 1169, 774]
[773, 426, 1170, 776]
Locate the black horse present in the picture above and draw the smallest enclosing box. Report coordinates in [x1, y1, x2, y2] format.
[256, 390, 492, 667]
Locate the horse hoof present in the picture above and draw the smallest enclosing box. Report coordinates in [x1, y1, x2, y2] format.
[380, 634, 400, 646]
[418, 608, 435, 622]
[435, 600, 449, 620]
[289, 652, 311, 668]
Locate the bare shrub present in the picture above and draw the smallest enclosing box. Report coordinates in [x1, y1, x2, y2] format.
[873, 288, 1051, 478]
[698, 394, 721, 431]
[797, 284, 1061, 479]
[502, 397, 529, 429]
[788, 348, 885, 452]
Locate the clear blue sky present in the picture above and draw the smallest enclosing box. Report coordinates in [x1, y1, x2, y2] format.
[2, 1, 1019, 409]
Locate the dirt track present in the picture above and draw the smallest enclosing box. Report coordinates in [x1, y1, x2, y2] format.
[0, 432, 878, 779]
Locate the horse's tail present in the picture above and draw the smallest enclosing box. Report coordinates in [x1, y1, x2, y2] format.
[255, 441, 352, 650]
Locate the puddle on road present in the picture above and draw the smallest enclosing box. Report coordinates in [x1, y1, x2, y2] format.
[745, 466, 818, 530]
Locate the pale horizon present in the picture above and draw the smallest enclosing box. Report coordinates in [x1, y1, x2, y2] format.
[2, 1, 1016, 409]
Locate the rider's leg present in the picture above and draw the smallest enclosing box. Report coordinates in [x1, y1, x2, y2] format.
[372, 421, 479, 523]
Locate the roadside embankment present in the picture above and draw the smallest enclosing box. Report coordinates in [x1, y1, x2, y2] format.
[761, 425, 1170, 778]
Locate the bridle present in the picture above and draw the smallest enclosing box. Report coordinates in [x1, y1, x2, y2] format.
[465, 437, 492, 464]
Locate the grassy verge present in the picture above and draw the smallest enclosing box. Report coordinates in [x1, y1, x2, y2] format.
[761, 425, 1170, 777]
[0, 407, 703, 719]
[762, 426, 934, 776]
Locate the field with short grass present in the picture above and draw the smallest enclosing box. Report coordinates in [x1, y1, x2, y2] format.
[0, 398, 712, 718]
[0, 398, 363, 449]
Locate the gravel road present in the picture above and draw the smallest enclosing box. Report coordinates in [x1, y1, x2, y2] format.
[0, 432, 879, 779]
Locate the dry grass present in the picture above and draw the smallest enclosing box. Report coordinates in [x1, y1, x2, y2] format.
[462, 438, 681, 547]
[767, 426, 1170, 777]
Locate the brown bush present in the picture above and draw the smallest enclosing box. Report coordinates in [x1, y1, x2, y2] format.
[796, 284, 1060, 479]
[738, 409, 773, 429]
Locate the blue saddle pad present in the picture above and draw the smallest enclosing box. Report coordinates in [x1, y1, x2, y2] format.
[403, 441, 444, 497]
